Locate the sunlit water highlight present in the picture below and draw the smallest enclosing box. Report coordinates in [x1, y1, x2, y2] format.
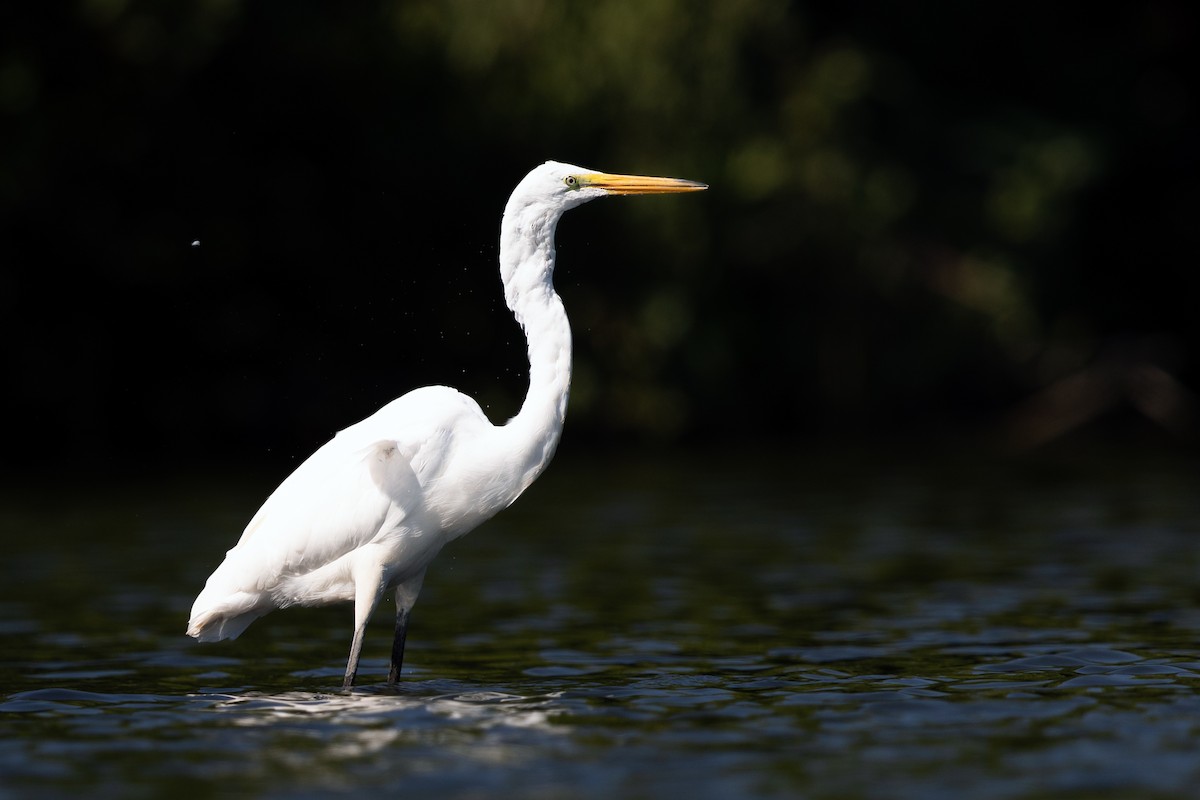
[2, 448, 1199, 798]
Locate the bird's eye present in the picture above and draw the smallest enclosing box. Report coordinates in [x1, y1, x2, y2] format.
[563, 175, 579, 190]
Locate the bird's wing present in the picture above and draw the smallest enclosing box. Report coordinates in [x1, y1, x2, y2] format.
[237, 439, 422, 576]
[220, 386, 485, 588]
[189, 386, 490, 638]
[187, 433, 427, 635]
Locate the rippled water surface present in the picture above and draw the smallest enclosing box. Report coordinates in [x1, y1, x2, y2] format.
[2, 448, 1199, 798]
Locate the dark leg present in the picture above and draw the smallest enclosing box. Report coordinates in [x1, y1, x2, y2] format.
[386, 569, 426, 685]
[387, 607, 411, 684]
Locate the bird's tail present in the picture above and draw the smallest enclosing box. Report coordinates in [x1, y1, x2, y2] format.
[187, 597, 269, 642]
[188, 540, 280, 642]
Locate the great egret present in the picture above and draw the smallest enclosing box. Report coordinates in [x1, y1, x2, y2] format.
[187, 161, 707, 687]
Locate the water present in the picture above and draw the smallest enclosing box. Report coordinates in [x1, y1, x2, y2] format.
[2, 447, 1199, 798]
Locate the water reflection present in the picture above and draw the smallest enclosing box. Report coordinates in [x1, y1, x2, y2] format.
[207, 686, 563, 730]
[196, 687, 566, 768]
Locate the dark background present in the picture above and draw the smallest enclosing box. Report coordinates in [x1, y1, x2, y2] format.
[2, 1, 1197, 479]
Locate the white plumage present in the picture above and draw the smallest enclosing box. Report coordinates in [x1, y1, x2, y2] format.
[187, 161, 706, 687]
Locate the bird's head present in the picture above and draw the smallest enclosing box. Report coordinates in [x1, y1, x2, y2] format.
[511, 161, 708, 215]
[499, 161, 707, 296]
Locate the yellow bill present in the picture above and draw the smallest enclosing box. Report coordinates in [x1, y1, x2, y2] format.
[580, 172, 708, 195]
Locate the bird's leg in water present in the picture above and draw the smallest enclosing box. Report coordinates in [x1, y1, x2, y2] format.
[342, 626, 366, 688]
[387, 569, 427, 685]
[387, 607, 410, 684]
[343, 567, 387, 688]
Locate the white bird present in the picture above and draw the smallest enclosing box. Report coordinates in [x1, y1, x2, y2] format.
[187, 161, 707, 687]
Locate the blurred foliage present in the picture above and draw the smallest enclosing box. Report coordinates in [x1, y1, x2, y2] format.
[1, 0, 1197, 475]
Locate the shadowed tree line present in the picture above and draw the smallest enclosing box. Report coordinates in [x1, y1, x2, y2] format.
[1, 1, 1197, 475]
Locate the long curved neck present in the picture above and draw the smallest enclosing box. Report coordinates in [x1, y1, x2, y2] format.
[496, 197, 573, 493]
